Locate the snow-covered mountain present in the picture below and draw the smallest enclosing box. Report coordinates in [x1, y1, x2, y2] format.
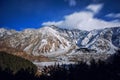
[0, 26, 120, 57]
[78, 27, 120, 54]
[50, 25, 88, 44]
[0, 26, 71, 56]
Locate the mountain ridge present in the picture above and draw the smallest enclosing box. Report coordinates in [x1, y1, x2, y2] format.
[0, 26, 120, 57]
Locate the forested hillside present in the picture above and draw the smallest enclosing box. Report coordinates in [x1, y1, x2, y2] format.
[0, 51, 37, 74]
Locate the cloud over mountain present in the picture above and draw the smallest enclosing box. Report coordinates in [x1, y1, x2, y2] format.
[42, 4, 120, 31]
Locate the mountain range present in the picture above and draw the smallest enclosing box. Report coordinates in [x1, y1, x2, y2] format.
[0, 26, 120, 61]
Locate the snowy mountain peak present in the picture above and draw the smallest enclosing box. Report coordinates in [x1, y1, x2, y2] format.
[0, 26, 120, 56]
[78, 27, 120, 54]
[38, 26, 58, 35]
[0, 28, 7, 33]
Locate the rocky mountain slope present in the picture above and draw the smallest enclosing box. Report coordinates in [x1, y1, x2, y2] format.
[78, 27, 120, 54]
[0, 26, 71, 56]
[0, 26, 120, 58]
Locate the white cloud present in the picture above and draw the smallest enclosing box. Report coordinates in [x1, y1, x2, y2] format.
[42, 4, 120, 31]
[86, 4, 103, 13]
[42, 21, 63, 26]
[105, 13, 120, 18]
[65, 0, 76, 7]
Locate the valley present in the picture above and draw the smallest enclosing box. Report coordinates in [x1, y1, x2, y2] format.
[0, 26, 119, 69]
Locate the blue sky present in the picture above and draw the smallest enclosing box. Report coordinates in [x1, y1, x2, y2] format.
[0, 0, 120, 31]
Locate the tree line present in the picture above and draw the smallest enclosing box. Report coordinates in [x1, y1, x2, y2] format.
[0, 50, 120, 80]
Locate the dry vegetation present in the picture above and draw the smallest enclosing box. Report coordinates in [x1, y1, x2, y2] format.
[0, 45, 50, 62]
